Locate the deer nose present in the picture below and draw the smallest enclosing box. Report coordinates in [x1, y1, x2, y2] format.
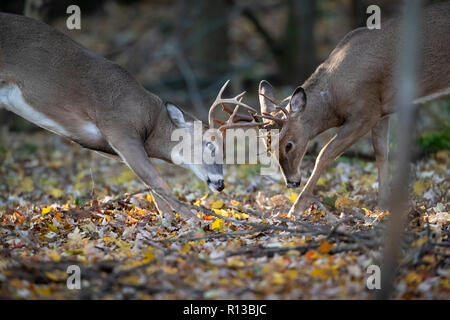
[287, 180, 300, 188]
[215, 179, 225, 192]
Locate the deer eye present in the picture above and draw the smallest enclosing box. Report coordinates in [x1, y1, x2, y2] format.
[285, 142, 293, 153]
[206, 142, 215, 156]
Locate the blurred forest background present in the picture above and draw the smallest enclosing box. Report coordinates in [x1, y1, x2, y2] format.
[0, 0, 449, 157]
[0, 1, 449, 300]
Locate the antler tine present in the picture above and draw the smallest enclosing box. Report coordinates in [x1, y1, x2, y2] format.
[218, 79, 230, 98]
[209, 80, 231, 128]
[222, 103, 253, 122]
[259, 92, 281, 109]
[230, 97, 257, 113]
[259, 92, 290, 121]
[276, 105, 290, 118]
[254, 114, 286, 124]
[235, 91, 246, 100]
[219, 121, 262, 132]
[209, 80, 259, 129]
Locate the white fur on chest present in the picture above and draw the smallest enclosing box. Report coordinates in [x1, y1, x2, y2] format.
[0, 82, 70, 137]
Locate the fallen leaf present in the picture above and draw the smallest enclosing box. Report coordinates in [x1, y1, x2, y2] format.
[319, 241, 334, 253]
[211, 200, 224, 209]
[413, 179, 431, 196]
[211, 218, 224, 231]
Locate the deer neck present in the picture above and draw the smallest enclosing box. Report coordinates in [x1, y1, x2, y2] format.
[144, 104, 180, 162]
[299, 74, 340, 140]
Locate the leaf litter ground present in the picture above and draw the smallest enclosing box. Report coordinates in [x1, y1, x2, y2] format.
[0, 132, 448, 299]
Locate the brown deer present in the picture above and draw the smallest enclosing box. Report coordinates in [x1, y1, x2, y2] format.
[0, 13, 257, 218]
[258, 3, 450, 216]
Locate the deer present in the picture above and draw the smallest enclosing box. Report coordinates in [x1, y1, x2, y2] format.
[0, 12, 258, 219]
[257, 3, 450, 217]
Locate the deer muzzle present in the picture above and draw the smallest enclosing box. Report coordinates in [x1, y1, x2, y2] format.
[207, 177, 225, 192]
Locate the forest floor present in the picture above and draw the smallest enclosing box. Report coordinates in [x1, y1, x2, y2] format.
[0, 131, 449, 299]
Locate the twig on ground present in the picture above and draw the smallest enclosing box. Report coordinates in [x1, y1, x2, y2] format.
[216, 242, 365, 259]
[154, 228, 269, 243]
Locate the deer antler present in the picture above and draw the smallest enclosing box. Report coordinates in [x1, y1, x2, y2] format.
[209, 80, 260, 132]
[257, 92, 291, 142]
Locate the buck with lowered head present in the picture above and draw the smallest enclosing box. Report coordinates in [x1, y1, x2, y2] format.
[258, 3, 450, 216]
[0, 13, 257, 217]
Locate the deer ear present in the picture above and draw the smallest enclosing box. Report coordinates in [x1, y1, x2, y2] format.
[166, 102, 191, 128]
[289, 86, 307, 114]
[259, 80, 277, 113]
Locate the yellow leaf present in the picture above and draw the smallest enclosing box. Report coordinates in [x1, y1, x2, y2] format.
[45, 270, 67, 281]
[422, 254, 436, 265]
[164, 267, 178, 274]
[335, 196, 358, 210]
[405, 272, 422, 285]
[211, 200, 224, 209]
[194, 193, 209, 206]
[213, 208, 228, 217]
[179, 243, 191, 254]
[286, 269, 298, 279]
[412, 237, 428, 247]
[230, 199, 240, 206]
[35, 286, 52, 296]
[440, 278, 450, 289]
[317, 177, 327, 186]
[48, 251, 61, 262]
[272, 272, 285, 285]
[47, 223, 58, 233]
[41, 206, 52, 215]
[146, 194, 154, 203]
[211, 218, 224, 231]
[262, 265, 272, 274]
[287, 192, 297, 203]
[103, 236, 116, 243]
[413, 179, 431, 195]
[310, 268, 328, 279]
[142, 247, 155, 263]
[319, 241, 334, 253]
[227, 257, 245, 268]
[231, 278, 245, 286]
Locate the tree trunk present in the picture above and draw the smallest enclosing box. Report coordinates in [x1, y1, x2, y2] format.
[279, 0, 317, 84]
[377, 0, 423, 300]
[177, 0, 230, 92]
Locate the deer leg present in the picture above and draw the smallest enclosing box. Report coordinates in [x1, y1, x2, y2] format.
[289, 117, 378, 217]
[371, 117, 390, 209]
[106, 136, 196, 220]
